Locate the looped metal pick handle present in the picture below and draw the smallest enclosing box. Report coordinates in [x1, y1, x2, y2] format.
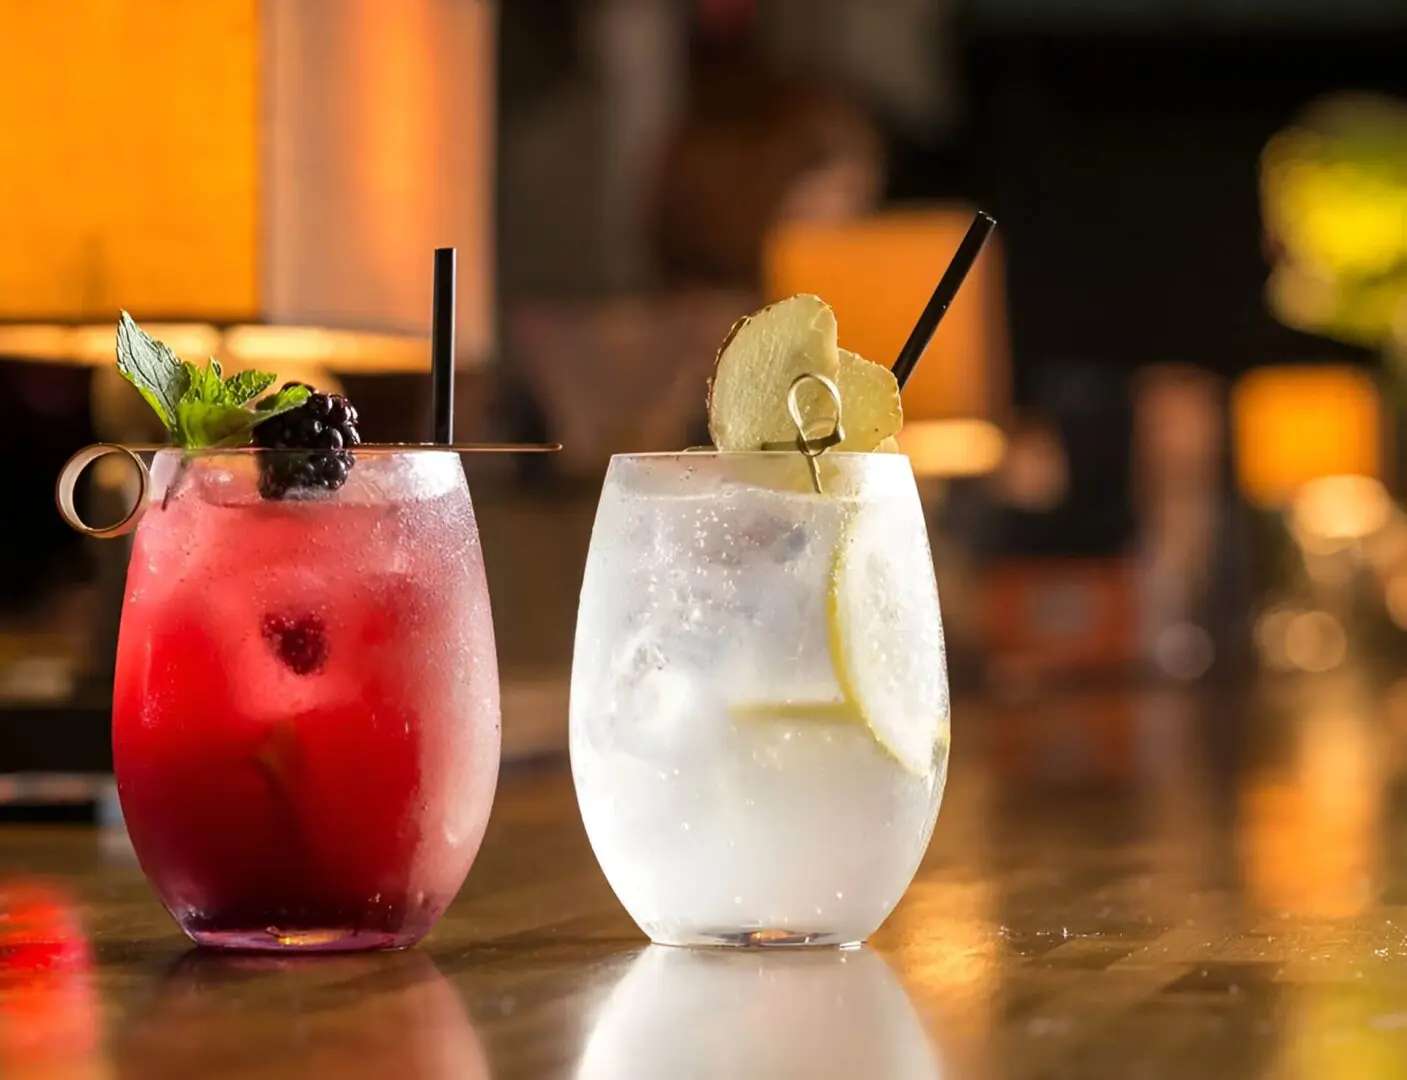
[55, 443, 152, 539]
[761, 372, 844, 493]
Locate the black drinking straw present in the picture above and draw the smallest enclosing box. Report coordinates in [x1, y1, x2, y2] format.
[430, 247, 457, 444]
[890, 211, 997, 390]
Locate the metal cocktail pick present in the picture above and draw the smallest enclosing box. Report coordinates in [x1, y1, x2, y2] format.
[760, 372, 845, 494]
[55, 441, 560, 538]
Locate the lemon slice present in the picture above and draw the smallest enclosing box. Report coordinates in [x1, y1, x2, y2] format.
[826, 505, 946, 776]
[707, 295, 840, 451]
[834, 349, 902, 451]
[729, 700, 863, 725]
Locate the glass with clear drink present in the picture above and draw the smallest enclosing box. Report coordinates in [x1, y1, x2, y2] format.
[571, 449, 949, 947]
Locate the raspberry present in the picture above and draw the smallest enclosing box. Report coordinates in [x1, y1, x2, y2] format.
[252, 384, 361, 499]
[261, 613, 329, 675]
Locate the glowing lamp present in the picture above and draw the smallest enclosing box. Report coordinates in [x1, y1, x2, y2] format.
[1231, 366, 1384, 508]
[0, 0, 493, 368]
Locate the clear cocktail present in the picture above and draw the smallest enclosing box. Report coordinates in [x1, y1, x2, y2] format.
[570, 293, 951, 947]
[572, 452, 948, 946]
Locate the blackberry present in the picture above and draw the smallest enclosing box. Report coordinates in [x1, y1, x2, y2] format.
[252, 384, 361, 499]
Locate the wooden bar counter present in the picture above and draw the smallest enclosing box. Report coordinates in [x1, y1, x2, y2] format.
[4, 682, 1407, 1079]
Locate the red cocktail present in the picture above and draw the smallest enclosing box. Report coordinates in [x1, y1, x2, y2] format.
[109, 448, 500, 950]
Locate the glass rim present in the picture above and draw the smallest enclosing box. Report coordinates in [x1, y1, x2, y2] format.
[56, 441, 510, 541]
[129, 442, 488, 458]
[605, 448, 915, 497]
[608, 450, 901, 462]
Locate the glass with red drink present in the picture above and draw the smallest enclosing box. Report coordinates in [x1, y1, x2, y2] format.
[81, 446, 500, 951]
[55, 314, 523, 951]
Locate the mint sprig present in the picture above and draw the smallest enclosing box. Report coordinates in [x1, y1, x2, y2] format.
[115, 312, 309, 449]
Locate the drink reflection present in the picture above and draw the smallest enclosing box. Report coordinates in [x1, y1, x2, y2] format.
[113, 950, 487, 1080]
[1238, 676, 1384, 919]
[575, 946, 941, 1080]
[0, 879, 108, 1080]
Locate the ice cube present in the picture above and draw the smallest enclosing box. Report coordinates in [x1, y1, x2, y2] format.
[673, 497, 812, 572]
[183, 455, 262, 507]
[196, 566, 363, 726]
[335, 451, 463, 506]
[604, 626, 726, 764]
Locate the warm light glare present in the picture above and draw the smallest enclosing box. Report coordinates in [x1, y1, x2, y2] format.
[0, 326, 73, 363]
[1241, 701, 1381, 919]
[0, 322, 443, 379]
[1282, 611, 1348, 673]
[1232, 366, 1383, 507]
[1291, 474, 1393, 543]
[1257, 606, 1354, 673]
[1254, 607, 1294, 671]
[894, 419, 1005, 478]
[0, 1, 260, 319]
[0, 323, 221, 367]
[1361, 515, 1407, 574]
[0, 881, 105, 1074]
[0, 1, 494, 346]
[221, 326, 432, 373]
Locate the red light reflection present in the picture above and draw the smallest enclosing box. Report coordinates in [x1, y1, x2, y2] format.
[0, 879, 105, 1076]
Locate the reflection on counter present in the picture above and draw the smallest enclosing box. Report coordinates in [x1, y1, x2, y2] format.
[113, 951, 487, 1080]
[1239, 675, 1385, 920]
[0, 879, 107, 1080]
[575, 946, 942, 1080]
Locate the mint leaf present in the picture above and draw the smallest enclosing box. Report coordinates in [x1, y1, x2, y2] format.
[252, 382, 311, 419]
[113, 314, 310, 449]
[176, 384, 310, 449]
[175, 382, 310, 449]
[223, 370, 277, 406]
[176, 400, 268, 449]
[180, 359, 224, 407]
[116, 311, 187, 434]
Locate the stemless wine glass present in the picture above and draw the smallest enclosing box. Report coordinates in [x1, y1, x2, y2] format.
[58, 445, 501, 951]
[571, 452, 950, 948]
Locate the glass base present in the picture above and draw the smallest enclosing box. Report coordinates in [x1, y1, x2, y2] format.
[651, 927, 864, 949]
[184, 926, 422, 953]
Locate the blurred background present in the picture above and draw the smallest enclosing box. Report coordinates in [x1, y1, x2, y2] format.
[1, 0, 1406, 829]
